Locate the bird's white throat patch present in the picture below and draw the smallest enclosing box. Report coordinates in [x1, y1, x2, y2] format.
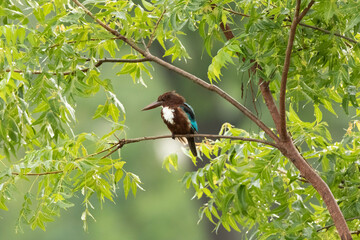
[162, 107, 175, 124]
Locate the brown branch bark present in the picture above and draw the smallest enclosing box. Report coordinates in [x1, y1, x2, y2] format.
[258, 78, 281, 132]
[279, 0, 301, 140]
[297, 0, 315, 23]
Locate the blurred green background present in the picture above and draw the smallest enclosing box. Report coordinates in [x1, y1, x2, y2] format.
[0, 29, 353, 240]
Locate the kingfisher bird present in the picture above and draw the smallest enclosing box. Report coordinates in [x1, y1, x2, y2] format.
[142, 91, 198, 156]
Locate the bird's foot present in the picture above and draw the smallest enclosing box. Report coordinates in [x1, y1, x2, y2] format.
[172, 133, 175, 140]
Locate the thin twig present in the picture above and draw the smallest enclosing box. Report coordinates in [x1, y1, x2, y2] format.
[317, 216, 360, 232]
[48, 37, 124, 49]
[12, 170, 64, 176]
[222, 7, 250, 18]
[298, 22, 358, 44]
[4, 58, 150, 75]
[147, 9, 166, 49]
[120, 133, 279, 148]
[276, 168, 308, 183]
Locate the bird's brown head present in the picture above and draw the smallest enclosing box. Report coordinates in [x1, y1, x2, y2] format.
[142, 91, 185, 111]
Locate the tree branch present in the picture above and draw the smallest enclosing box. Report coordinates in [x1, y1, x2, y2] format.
[117, 133, 279, 148]
[11, 134, 278, 177]
[12, 170, 64, 176]
[279, 0, 302, 140]
[4, 57, 150, 75]
[298, 22, 358, 44]
[317, 216, 360, 232]
[297, 0, 315, 23]
[258, 78, 281, 132]
[48, 37, 124, 49]
[147, 9, 166, 49]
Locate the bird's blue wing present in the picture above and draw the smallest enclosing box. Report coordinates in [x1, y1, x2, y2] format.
[180, 103, 198, 132]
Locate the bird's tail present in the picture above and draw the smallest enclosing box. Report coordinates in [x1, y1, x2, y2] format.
[187, 137, 197, 157]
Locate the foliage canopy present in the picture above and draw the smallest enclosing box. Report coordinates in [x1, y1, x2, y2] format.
[1, 0, 360, 239]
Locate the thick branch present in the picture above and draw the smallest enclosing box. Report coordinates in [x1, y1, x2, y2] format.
[258, 78, 281, 131]
[278, 0, 301, 140]
[297, 0, 315, 23]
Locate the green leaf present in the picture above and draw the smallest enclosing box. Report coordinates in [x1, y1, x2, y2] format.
[345, 15, 360, 32]
[123, 173, 131, 199]
[162, 154, 178, 172]
[323, 100, 337, 116]
[114, 161, 126, 169]
[314, 104, 322, 123]
[115, 170, 124, 183]
[141, 0, 154, 11]
[236, 185, 248, 215]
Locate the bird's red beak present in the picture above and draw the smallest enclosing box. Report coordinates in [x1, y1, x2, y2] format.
[142, 101, 163, 111]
